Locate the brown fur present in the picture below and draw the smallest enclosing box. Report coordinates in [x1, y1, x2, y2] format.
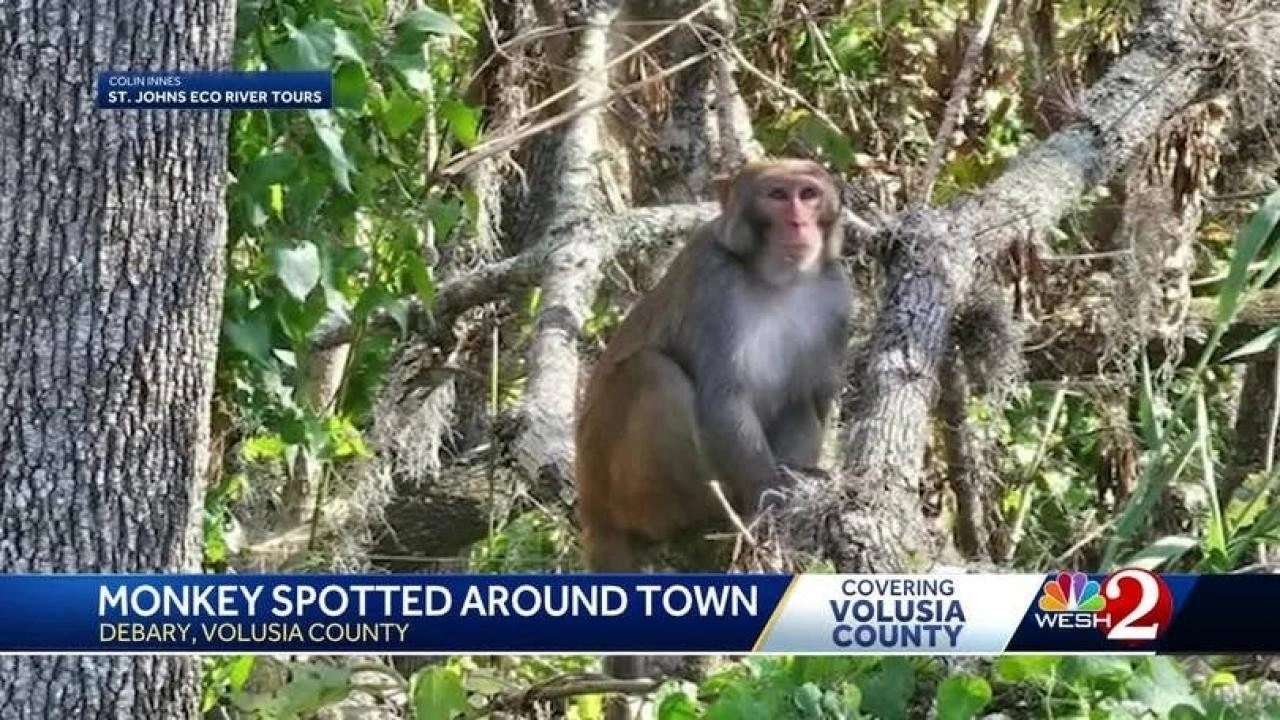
[575, 160, 852, 716]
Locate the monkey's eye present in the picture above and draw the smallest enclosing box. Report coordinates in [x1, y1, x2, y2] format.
[766, 187, 788, 200]
[800, 186, 820, 200]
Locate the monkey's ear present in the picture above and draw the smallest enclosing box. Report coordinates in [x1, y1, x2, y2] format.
[824, 210, 846, 261]
[823, 186, 846, 262]
[717, 205, 756, 258]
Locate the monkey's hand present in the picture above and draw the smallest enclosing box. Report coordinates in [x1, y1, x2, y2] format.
[696, 394, 783, 516]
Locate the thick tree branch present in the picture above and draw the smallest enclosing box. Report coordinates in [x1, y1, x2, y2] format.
[831, 0, 1222, 572]
[510, 0, 623, 494]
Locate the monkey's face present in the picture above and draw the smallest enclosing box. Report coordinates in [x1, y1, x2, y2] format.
[717, 159, 843, 281]
[754, 174, 830, 273]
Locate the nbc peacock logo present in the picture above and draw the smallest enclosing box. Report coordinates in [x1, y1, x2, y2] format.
[1038, 572, 1106, 613]
[1033, 571, 1111, 631]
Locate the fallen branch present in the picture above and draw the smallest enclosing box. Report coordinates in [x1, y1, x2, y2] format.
[465, 674, 664, 719]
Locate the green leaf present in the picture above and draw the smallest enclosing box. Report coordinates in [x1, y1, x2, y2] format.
[224, 312, 273, 365]
[657, 691, 700, 720]
[274, 242, 322, 301]
[332, 26, 364, 65]
[1063, 656, 1134, 684]
[308, 110, 356, 192]
[838, 682, 862, 713]
[1222, 190, 1280, 322]
[440, 99, 481, 148]
[273, 663, 353, 717]
[270, 19, 337, 70]
[389, 48, 432, 92]
[384, 88, 426, 139]
[1124, 535, 1197, 571]
[396, 7, 469, 40]
[858, 658, 914, 720]
[333, 63, 368, 110]
[993, 655, 1059, 684]
[793, 683, 824, 716]
[936, 674, 992, 720]
[428, 195, 464, 240]
[242, 433, 287, 462]
[405, 252, 437, 307]
[1130, 657, 1203, 716]
[412, 666, 468, 720]
[1221, 324, 1280, 362]
[242, 152, 299, 188]
[225, 656, 256, 692]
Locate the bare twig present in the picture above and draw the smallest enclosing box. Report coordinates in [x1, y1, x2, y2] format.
[913, 0, 1003, 203]
[512, 0, 716, 126]
[709, 479, 757, 546]
[441, 50, 713, 176]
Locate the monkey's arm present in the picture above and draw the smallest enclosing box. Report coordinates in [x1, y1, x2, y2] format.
[693, 376, 782, 513]
[677, 259, 783, 512]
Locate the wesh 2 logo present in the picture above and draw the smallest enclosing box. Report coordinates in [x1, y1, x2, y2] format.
[1034, 569, 1174, 641]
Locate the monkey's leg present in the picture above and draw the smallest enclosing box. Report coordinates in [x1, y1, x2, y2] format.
[595, 351, 713, 720]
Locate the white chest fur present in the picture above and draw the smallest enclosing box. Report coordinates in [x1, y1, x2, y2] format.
[732, 281, 829, 394]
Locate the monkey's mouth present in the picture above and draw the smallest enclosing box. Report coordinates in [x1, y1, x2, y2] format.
[778, 234, 815, 261]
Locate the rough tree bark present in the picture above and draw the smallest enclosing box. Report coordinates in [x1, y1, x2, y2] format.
[825, 0, 1237, 571]
[0, 0, 235, 716]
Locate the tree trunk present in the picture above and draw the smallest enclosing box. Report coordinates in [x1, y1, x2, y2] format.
[0, 0, 235, 716]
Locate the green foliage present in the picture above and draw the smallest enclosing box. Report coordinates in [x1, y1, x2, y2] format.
[215, 0, 483, 483]
[469, 510, 581, 572]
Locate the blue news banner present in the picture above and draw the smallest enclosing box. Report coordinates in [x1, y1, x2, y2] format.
[0, 570, 1275, 654]
[96, 71, 332, 110]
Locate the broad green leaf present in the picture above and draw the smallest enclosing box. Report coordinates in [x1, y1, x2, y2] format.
[389, 48, 432, 92]
[270, 19, 337, 71]
[993, 655, 1059, 684]
[793, 682, 824, 716]
[384, 88, 426, 138]
[936, 674, 992, 720]
[333, 63, 368, 109]
[440, 99, 481, 148]
[308, 110, 355, 192]
[396, 7, 469, 40]
[224, 313, 273, 365]
[275, 663, 353, 717]
[858, 657, 914, 720]
[412, 667, 468, 720]
[839, 682, 862, 712]
[657, 691, 699, 720]
[428, 195, 464, 240]
[1124, 535, 1197, 571]
[274, 242, 322, 301]
[225, 656, 256, 692]
[242, 152, 298, 188]
[243, 433, 287, 462]
[1130, 657, 1203, 716]
[1063, 656, 1134, 684]
[333, 26, 364, 65]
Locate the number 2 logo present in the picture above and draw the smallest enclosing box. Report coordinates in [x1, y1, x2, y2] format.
[1100, 568, 1174, 643]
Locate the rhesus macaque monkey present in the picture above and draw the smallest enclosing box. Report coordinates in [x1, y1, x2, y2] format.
[574, 159, 852, 707]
